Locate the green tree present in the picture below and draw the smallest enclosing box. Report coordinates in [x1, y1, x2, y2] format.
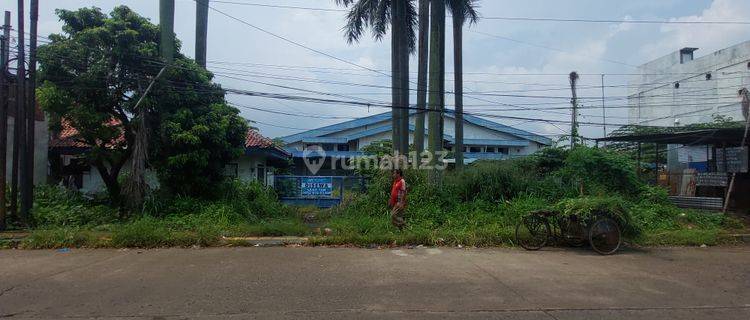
[335, 0, 417, 155]
[38, 6, 247, 203]
[447, 0, 479, 169]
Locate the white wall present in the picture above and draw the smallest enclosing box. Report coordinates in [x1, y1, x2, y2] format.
[628, 41, 750, 126]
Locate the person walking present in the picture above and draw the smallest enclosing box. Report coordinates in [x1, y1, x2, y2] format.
[388, 169, 407, 229]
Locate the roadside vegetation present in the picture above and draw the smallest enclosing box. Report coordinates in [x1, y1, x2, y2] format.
[2, 146, 744, 249]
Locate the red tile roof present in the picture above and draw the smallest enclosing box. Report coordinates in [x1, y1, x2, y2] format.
[49, 119, 124, 149]
[245, 129, 290, 156]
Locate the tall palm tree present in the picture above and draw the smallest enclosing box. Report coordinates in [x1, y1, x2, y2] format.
[413, 0, 429, 156]
[426, 0, 445, 172]
[447, 0, 478, 169]
[336, 0, 416, 155]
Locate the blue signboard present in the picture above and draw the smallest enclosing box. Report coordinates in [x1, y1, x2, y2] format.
[301, 177, 333, 197]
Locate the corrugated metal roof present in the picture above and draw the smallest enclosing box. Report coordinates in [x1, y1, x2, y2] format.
[279, 111, 552, 146]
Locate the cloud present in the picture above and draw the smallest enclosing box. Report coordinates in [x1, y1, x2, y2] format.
[641, 0, 750, 60]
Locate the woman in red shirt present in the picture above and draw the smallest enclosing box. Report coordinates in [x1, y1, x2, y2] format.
[388, 169, 407, 229]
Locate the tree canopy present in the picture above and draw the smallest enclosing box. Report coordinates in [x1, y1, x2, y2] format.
[38, 6, 248, 202]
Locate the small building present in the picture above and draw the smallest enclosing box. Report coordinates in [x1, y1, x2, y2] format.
[598, 128, 749, 212]
[279, 111, 552, 175]
[226, 129, 291, 186]
[628, 41, 750, 126]
[49, 123, 290, 193]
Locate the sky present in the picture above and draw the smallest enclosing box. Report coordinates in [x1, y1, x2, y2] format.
[6, 0, 750, 141]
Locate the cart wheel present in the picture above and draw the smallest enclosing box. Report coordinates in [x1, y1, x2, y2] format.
[516, 215, 550, 250]
[588, 217, 622, 255]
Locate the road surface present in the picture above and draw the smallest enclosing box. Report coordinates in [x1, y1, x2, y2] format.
[1, 246, 749, 319]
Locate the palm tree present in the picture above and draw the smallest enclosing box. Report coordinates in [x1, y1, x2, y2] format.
[426, 0, 445, 172]
[413, 0, 429, 156]
[335, 0, 417, 155]
[447, 0, 478, 168]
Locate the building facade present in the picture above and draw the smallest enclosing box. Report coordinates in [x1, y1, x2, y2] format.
[628, 41, 750, 126]
[280, 111, 552, 175]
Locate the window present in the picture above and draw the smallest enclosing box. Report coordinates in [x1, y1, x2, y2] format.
[498, 148, 509, 155]
[337, 144, 350, 151]
[469, 146, 481, 153]
[486, 147, 496, 153]
[322, 144, 335, 151]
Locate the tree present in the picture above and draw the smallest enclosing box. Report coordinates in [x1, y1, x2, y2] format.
[427, 0, 445, 174]
[413, 0, 429, 156]
[447, 0, 478, 169]
[38, 6, 247, 203]
[335, 0, 417, 155]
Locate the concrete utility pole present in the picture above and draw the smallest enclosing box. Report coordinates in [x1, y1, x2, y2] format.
[569, 72, 579, 148]
[160, 0, 175, 63]
[14, 0, 26, 225]
[195, 0, 209, 68]
[20, 0, 38, 222]
[0, 11, 10, 231]
[601, 74, 606, 139]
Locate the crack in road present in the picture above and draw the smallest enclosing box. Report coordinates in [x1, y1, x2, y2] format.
[0, 285, 15, 297]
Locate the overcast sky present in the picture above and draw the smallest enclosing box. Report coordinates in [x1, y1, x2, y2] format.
[9, 0, 750, 140]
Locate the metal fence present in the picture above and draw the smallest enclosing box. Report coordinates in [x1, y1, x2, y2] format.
[274, 175, 369, 208]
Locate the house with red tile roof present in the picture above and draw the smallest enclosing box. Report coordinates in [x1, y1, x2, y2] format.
[49, 122, 290, 193]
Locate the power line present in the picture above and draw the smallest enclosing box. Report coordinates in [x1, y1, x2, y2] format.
[200, 1, 750, 25]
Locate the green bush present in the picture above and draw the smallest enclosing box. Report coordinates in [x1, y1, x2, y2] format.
[32, 185, 118, 227]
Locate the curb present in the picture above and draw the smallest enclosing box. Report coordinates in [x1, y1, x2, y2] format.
[223, 236, 309, 247]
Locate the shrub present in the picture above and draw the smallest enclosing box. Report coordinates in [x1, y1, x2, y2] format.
[32, 185, 118, 227]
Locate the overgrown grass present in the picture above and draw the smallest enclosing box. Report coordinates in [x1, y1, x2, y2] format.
[313, 147, 744, 247]
[8, 147, 747, 249]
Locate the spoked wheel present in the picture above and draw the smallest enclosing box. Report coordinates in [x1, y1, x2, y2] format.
[588, 217, 622, 255]
[515, 215, 551, 250]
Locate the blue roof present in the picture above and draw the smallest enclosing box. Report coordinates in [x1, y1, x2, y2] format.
[279, 111, 551, 146]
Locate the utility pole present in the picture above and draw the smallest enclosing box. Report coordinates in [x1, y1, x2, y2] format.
[0, 11, 10, 231]
[601, 74, 606, 140]
[569, 72, 579, 149]
[21, 0, 38, 222]
[14, 0, 26, 225]
[160, 0, 175, 63]
[195, 0, 209, 68]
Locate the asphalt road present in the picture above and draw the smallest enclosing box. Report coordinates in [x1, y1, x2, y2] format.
[1, 246, 749, 319]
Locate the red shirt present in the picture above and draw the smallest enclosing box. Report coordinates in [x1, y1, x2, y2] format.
[389, 178, 406, 207]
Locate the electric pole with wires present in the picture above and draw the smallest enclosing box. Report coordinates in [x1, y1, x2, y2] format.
[0, 11, 10, 230]
[569, 71, 579, 148]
